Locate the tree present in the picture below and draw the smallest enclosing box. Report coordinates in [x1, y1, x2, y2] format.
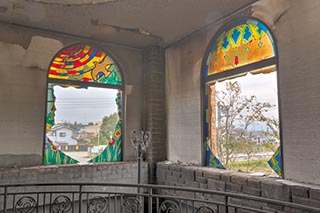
[87, 113, 118, 147]
[235, 140, 260, 172]
[214, 81, 278, 169]
[59, 121, 86, 131]
[100, 113, 117, 140]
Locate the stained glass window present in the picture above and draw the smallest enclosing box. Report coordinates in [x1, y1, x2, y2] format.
[205, 20, 276, 76]
[44, 44, 123, 165]
[49, 45, 122, 85]
[203, 19, 282, 176]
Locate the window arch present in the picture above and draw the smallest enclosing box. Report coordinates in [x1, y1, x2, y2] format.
[44, 44, 124, 165]
[202, 19, 282, 176]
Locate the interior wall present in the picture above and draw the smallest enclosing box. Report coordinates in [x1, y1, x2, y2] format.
[274, 0, 320, 184]
[166, 31, 212, 163]
[0, 22, 143, 167]
[166, 0, 320, 184]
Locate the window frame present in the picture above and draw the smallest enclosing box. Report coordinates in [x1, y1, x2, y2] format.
[200, 17, 284, 177]
[59, 132, 66, 138]
[42, 43, 126, 165]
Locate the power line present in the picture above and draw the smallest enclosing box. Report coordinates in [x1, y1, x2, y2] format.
[56, 97, 116, 99]
[58, 106, 116, 110]
[55, 102, 116, 106]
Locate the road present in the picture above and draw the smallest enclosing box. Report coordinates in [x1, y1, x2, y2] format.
[230, 152, 274, 162]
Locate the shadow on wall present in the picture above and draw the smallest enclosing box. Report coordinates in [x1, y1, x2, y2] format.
[0, 36, 63, 168]
[251, 0, 290, 29]
[0, 36, 63, 70]
[0, 154, 42, 168]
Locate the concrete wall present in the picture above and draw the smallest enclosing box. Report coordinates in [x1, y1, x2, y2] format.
[0, 162, 148, 212]
[157, 161, 320, 212]
[166, 0, 320, 184]
[0, 22, 143, 167]
[0, 161, 148, 185]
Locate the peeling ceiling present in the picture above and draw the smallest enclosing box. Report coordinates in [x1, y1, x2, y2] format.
[0, 0, 257, 48]
[24, 0, 116, 5]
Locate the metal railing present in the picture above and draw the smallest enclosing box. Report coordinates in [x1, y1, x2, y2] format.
[0, 182, 319, 213]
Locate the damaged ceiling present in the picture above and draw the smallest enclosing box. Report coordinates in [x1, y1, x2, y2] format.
[0, 0, 257, 48]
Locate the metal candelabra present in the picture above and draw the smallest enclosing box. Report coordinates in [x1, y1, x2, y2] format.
[131, 130, 151, 187]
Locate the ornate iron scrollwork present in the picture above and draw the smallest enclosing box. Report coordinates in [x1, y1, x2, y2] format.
[122, 197, 142, 213]
[52, 195, 72, 213]
[196, 205, 216, 213]
[88, 196, 109, 213]
[159, 200, 180, 213]
[14, 196, 37, 213]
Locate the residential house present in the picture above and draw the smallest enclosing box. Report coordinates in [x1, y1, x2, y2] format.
[47, 125, 78, 146]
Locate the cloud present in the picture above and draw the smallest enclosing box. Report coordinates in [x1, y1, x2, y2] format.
[216, 72, 279, 118]
[53, 86, 118, 123]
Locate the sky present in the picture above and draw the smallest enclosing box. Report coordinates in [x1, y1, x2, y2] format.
[215, 72, 279, 115]
[215, 72, 279, 131]
[53, 86, 118, 123]
[53, 72, 279, 126]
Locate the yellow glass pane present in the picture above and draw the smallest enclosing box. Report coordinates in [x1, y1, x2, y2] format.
[206, 20, 275, 76]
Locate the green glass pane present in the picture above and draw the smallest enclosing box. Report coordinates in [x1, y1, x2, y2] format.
[44, 85, 79, 165]
[88, 91, 122, 163]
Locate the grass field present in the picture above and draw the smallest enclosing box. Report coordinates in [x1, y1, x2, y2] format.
[229, 159, 276, 176]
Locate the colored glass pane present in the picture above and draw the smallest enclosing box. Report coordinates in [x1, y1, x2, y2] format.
[44, 84, 122, 165]
[44, 44, 124, 165]
[49, 45, 122, 85]
[44, 83, 79, 165]
[204, 20, 281, 176]
[268, 146, 282, 176]
[205, 20, 276, 76]
[89, 91, 122, 163]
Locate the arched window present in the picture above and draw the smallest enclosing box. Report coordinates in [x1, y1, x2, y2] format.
[202, 19, 282, 176]
[44, 44, 124, 165]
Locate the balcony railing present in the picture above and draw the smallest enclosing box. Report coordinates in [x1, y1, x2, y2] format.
[0, 182, 319, 213]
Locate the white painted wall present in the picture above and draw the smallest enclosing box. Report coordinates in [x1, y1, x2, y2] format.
[274, 0, 320, 184]
[49, 128, 77, 146]
[166, 31, 211, 164]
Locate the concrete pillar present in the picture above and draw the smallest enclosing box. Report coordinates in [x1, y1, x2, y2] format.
[143, 46, 166, 183]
